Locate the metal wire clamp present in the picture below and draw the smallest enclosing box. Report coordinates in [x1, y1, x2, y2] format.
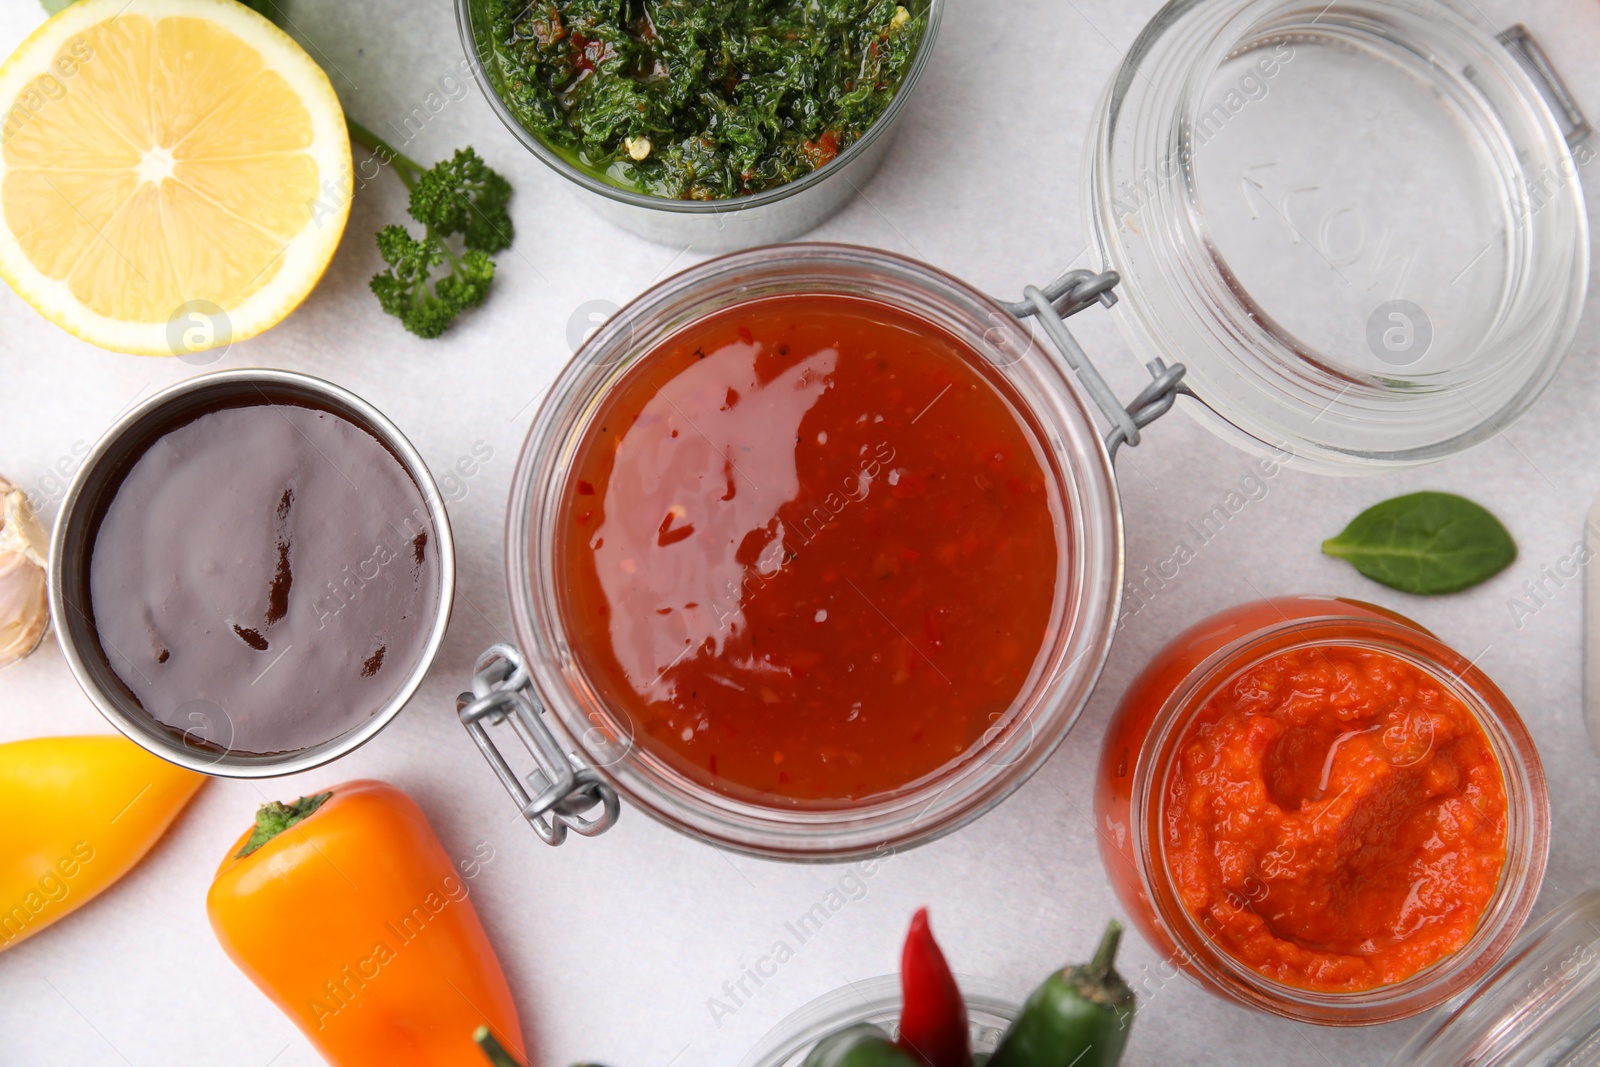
[458, 643, 620, 845]
[1001, 269, 1187, 458]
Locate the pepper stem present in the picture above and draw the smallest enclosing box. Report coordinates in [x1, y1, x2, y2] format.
[234, 791, 333, 858]
[474, 1026, 527, 1067]
[1088, 919, 1124, 976]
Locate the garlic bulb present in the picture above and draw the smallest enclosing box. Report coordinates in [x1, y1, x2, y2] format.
[0, 476, 49, 669]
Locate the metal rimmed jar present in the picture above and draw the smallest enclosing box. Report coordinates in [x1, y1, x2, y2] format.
[1086, 0, 1590, 472]
[1095, 596, 1550, 1025]
[469, 243, 1161, 859]
[738, 974, 1020, 1067]
[49, 369, 456, 778]
[456, 0, 944, 252]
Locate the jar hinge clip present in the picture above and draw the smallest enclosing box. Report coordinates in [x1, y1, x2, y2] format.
[1003, 270, 1189, 458]
[458, 642, 620, 845]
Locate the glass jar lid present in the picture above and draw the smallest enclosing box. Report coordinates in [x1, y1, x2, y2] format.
[1087, 0, 1590, 472]
[1393, 891, 1600, 1066]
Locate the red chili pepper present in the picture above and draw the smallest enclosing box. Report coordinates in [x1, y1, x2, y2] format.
[897, 908, 971, 1067]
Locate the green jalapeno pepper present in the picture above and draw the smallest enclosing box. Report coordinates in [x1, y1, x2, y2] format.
[986, 921, 1135, 1067]
[803, 1024, 923, 1067]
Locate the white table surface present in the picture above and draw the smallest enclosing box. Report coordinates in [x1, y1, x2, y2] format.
[5, 0, 1600, 1064]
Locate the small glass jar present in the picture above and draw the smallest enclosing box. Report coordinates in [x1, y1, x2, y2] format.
[504, 244, 1123, 860]
[738, 975, 1018, 1067]
[1094, 596, 1549, 1024]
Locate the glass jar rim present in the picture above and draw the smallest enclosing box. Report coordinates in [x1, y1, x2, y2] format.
[456, 0, 945, 214]
[737, 973, 1021, 1067]
[1391, 889, 1600, 1066]
[1086, 0, 1590, 471]
[504, 243, 1125, 860]
[1129, 609, 1550, 1024]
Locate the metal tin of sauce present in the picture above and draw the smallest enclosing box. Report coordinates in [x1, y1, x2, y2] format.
[50, 369, 455, 778]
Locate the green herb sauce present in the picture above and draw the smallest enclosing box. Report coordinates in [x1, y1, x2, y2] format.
[481, 0, 928, 200]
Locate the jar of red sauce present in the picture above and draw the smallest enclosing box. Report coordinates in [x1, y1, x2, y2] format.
[1096, 596, 1549, 1024]
[467, 244, 1143, 858]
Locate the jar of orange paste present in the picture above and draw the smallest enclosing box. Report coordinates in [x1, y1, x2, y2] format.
[1096, 596, 1549, 1025]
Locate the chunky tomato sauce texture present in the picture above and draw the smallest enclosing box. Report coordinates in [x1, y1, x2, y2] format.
[556, 294, 1062, 803]
[1165, 645, 1508, 991]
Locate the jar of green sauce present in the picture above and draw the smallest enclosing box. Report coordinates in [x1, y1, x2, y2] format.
[458, 0, 943, 251]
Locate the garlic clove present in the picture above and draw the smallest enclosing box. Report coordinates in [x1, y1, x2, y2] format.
[0, 476, 50, 669]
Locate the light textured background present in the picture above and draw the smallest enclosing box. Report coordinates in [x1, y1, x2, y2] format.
[3, 0, 1600, 1064]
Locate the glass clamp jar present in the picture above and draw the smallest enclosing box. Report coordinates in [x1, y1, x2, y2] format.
[454, 0, 1592, 857]
[456, 249, 1186, 853]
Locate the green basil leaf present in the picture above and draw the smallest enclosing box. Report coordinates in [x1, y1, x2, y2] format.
[1322, 491, 1516, 595]
[40, 0, 79, 13]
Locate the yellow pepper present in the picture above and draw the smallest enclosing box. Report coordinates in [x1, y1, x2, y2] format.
[0, 734, 204, 952]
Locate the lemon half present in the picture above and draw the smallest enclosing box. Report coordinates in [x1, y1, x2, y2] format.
[0, 0, 351, 355]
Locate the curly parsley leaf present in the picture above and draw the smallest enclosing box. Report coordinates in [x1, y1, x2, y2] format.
[349, 123, 514, 339]
[369, 225, 495, 340]
[409, 147, 515, 254]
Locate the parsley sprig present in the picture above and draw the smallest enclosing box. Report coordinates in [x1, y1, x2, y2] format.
[347, 120, 515, 339]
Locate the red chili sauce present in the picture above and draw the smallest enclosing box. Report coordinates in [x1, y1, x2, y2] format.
[1166, 645, 1508, 991]
[556, 294, 1062, 803]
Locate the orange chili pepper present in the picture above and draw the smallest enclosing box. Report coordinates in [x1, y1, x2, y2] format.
[207, 779, 525, 1066]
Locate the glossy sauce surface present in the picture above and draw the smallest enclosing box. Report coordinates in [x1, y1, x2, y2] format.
[1165, 644, 1507, 991]
[557, 294, 1062, 802]
[89, 401, 439, 755]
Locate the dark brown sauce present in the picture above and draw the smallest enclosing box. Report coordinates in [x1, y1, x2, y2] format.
[87, 398, 440, 755]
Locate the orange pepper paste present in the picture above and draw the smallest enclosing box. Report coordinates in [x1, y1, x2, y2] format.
[1165, 644, 1508, 992]
[557, 293, 1061, 803]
